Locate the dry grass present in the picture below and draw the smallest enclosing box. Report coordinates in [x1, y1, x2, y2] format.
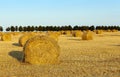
[23, 35, 60, 65]
[0, 32, 120, 77]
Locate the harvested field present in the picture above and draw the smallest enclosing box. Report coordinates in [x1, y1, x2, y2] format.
[0, 32, 120, 77]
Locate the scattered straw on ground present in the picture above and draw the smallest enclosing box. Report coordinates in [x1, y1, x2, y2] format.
[0, 32, 120, 77]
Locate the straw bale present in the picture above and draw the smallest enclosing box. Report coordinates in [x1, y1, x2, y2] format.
[72, 30, 82, 37]
[96, 30, 103, 34]
[19, 33, 36, 46]
[47, 32, 60, 42]
[1, 33, 12, 41]
[82, 31, 93, 40]
[23, 35, 60, 65]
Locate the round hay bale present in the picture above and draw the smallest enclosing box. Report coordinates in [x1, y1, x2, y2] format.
[107, 29, 112, 32]
[65, 31, 72, 36]
[111, 29, 118, 32]
[0, 32, 3, 41]
[48, 34, 59, 42]
[23, 35, 60, 65]
[67, 31, 72, 36]
[82, 31, 93, 40]
[19, 33, 36, 47]
[0, 32, 3, 36]
[72, 30, 82, 37]
[47, 32, 60, 42]
[60, 30, 68, 35]
[11, 32, 21, 36]
[1, 33, 12, 41]
[96, 30, 102, 34]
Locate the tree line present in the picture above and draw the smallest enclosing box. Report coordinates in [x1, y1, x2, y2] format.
[0, 25, 120, 32]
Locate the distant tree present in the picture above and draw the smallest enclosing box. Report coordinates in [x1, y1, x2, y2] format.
[34, 26, 38, 31]
[57, 26, 61, 31]
[30, 26, 35, 31]
[15, 26, 18, 31]
[96, 26, 100, 30]
[42, 26, 46, 31]
[80, 26, 89, 31]
[53, 26, 60, 31]
[26, 26, 30, 31]
[38, 25, 43, 31]
[68, 25, 72, 30]
[19, 26, 23, 32]
[116, 26, 120, 30]
[11, 26, 15, 32]
[73, 25, 79, 30]
[46, 26, 49, 31]
[104, 26, 108, 30]
[89, 25, 95, 31]
[23, 26, 27, 32]
[6, 27, 11, 31]
[0, 26, 3, 31]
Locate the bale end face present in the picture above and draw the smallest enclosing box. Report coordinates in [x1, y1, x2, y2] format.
[23, 35, 60, 65]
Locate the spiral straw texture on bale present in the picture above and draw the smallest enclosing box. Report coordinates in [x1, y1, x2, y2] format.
[19, 33, 36, 46]
[23, 35, 60, 65]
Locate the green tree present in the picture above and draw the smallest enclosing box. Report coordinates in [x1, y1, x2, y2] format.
[19, 26, 23, 32]
[6, 27, 11, 31]
[89, 25, 95, 31]
[15, 26, 18, 31]
[31, 26, 35, 31]
[27, 26, 31, 31]
[0, 26, 3, 31]
[23, 26, 27, 31]
[11, 26, 15, 32]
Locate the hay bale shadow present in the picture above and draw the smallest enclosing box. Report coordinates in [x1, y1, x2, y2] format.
[111, 44, 120, 46]
[114, 45, 120, 46]
[68, 38, 81, 41]
[12, 43, 21, 47]
[9, 51, 24, 62]
[110, 35, 120, 36]
[103, 57, 120, 62]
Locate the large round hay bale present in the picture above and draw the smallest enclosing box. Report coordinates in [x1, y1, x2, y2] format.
[48, 34, 59, 42]
[1, 33, 12, 41]
[19, 33, 36, 46]
[23, 35, 60, 65]
[82, 31, 93, 40]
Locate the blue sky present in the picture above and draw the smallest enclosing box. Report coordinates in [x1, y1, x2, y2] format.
[0, 0, 120, 27]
